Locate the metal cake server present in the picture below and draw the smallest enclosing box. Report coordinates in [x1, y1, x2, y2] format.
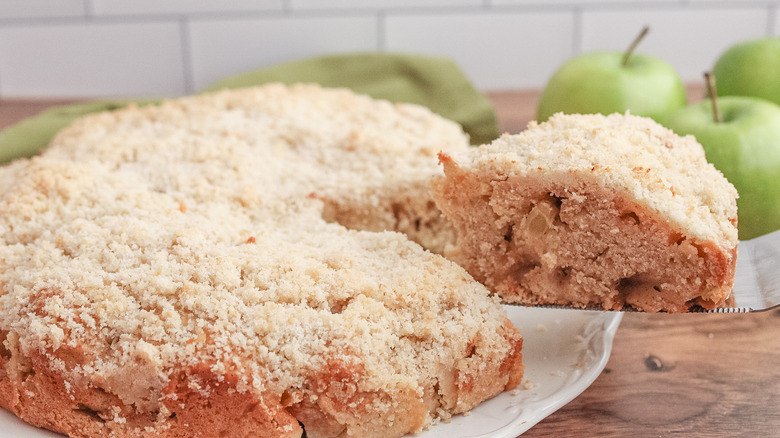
[723, 229, 780, 313]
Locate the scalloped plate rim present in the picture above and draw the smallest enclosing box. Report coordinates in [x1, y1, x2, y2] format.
[0, 307, 622, 438]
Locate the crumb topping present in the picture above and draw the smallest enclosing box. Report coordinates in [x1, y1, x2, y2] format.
[450, 112, 738, 248]
[0, 84, 515, 430]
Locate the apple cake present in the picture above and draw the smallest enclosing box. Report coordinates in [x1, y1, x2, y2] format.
[0, 84, 523, 438]
[433, 112, 738, 313]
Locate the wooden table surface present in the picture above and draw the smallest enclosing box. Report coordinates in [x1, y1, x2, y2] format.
[1, 89, 778, 437]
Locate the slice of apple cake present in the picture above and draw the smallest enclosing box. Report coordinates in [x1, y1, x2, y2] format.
[433, 112, 738, 313]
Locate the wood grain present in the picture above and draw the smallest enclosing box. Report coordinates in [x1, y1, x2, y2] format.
[524, 310, 780, 437]
[1, 88, 778, 437]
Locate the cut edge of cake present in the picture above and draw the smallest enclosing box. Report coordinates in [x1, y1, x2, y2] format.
[432, 112, 738, 313]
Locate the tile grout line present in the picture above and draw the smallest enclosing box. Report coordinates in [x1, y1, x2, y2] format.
[0, 1, 776, 97]
[83, 0, 94, 18]
[377, 11, 386, 52]
[179, 17, 195, 95]
[572, 6, 582, 56]
[0, 4, 629, 26]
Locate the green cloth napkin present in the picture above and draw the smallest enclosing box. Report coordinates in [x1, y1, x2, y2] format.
[0, 99, 159, 165]
[205, 53, 499, 146]
[0, 53, 499, 165]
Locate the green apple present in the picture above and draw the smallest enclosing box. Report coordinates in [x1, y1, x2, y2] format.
[664, 95, 780, 240]
[713, 37, 780, 107]
[537, 28, 687, 123]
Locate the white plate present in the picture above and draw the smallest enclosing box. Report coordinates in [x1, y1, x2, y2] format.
[415, 306, 623, 438]
[0, 307, 622, 438]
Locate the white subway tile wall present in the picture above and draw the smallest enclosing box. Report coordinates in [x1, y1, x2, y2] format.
[291, 0, 483, 10]
[90, 0, 284, 16]
[0, 0, 777, 97]
[580, 6, 769, 88]
[775, 5, 780, 33]
[188, 15, 377, 91]
[0, 0, 87, 20]
[385, 11, 574, 90]
[0, 21, 185, 97]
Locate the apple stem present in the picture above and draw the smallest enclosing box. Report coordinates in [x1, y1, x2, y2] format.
[704, 71, 722, 124]
[622, 25, 650, 66]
